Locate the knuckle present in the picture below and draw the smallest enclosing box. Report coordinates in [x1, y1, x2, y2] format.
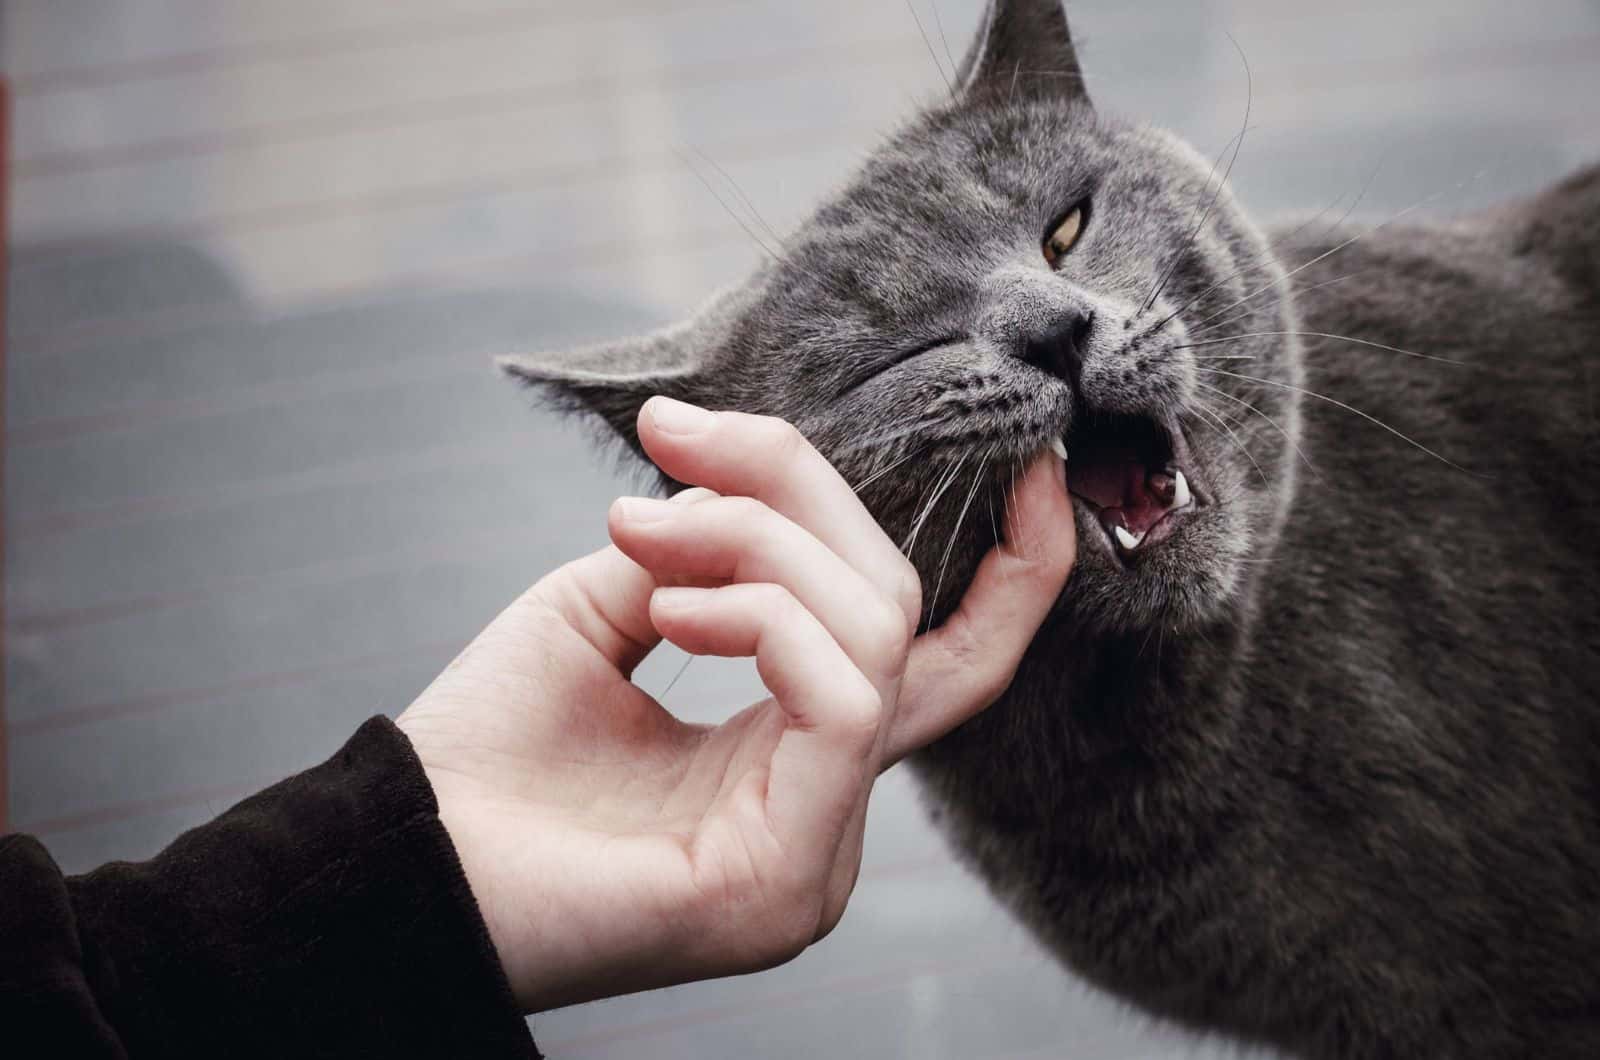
[837, 679, 885, 743]
[670, 486, 719, 505]
[890, 563, 924, 630]
[867, 594, 911, 662]
[756, 582, 802, 616]
[719, 494, 773, 526]
[755, 415, 808, 461]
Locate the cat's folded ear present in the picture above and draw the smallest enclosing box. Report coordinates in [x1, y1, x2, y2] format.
[957, 0, 1090, 108]
[499, 284, 746, 456]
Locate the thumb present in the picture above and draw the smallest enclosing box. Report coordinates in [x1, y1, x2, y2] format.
[522, 488, 721, 675]
[885, 449, 1075, 764]
[522, 544, 663, 676]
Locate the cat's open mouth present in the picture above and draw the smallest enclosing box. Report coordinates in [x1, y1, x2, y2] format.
[1062, 410, 1203, 561]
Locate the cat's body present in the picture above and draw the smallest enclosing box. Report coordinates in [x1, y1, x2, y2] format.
[510, 4, 1600, 1054]
[918, 167, 1600, 1057]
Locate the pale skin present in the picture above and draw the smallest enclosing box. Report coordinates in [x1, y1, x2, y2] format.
[396, 396, 1075, 1013]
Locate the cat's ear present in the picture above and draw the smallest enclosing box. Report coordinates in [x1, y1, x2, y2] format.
[500, 285, 743, 455]
[956, 0, 1090, 107]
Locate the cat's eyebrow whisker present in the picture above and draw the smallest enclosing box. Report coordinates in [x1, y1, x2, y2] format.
[1142, 126, 1249, 315]
[1199, 366, 1482, 476]
[927, 0, 959, 87]
[1194, 379, 1320, 480]
[677, 149, 852, 303]
[1192, 401, 1269, 486]
[1142, 33, 1252, 315]
[1179, 330, 1472, 368]
[688, 145, 787, 251]
[902, 0, 954, 95]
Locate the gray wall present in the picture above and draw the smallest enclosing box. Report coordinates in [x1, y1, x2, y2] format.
[5, 1, 1598, 1055]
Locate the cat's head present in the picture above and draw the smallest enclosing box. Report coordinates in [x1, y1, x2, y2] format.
[507, 0, 1302, 636]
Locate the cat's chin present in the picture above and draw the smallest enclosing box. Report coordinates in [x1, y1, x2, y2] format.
[1055, 494, 1244, 636]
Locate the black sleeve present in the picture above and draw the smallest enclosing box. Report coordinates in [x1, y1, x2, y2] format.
[0, 716, 541, 1059]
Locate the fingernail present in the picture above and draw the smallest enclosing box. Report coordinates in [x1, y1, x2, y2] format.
[615, 496, 675, 523]
[653, 586, 709, 610]
[648, 396, 714, 435]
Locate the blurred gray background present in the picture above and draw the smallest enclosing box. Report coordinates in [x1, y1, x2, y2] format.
[4, 1, 1597, 1056]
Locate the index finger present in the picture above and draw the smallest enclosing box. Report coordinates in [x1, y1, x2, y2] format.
[636, 397, 921, 630]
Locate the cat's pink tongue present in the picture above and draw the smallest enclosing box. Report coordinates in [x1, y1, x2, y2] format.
[1068, 447, 1171, 535]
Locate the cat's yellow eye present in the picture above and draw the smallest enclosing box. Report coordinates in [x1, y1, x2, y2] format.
[1043, 205, 1085, 267]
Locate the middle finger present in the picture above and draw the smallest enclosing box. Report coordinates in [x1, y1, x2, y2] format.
[610, 494, 909, 686]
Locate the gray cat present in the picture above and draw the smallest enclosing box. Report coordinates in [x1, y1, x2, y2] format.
[504, 1, 1600, 1055]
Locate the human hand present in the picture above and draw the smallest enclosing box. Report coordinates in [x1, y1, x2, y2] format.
[395, 397, 1074, 1012]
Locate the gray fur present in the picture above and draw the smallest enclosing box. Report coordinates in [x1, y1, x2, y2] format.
[504, 2, 1600, 1054]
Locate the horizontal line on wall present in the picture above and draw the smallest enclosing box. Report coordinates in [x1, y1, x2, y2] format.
[8, 0, 739, 98]
[10, 641, 458, 736]
[11, 35, 927, 181]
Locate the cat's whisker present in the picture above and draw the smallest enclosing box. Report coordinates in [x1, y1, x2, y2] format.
[929, 449, 991, 629]
[986, 471, 1000, 549]
[1005, 458, 1026, 558]
[688, 146, 787, 251]
[1152, 194, 1350, 336]
[1193, 268, 1368, 336]
[1193, 400, 1269, 486]
[903, 451, 969, 561]
[1194, 379, 1320, 480]
[1199, 366, 1481, 475]
[899, 471, 945, 559]
[985, 464, 1025, 592]
[1151, 203, 1374, 336]
[1141, 135, 1240, 313]
[1142, 34, 1252, 315]
[1179, 330, 1472, 368]
[903, 0, 954, 94]
[831, 420, 934, 462]
[1181, 168, 1499, 332]
[927, 0, 959, 87]
[1152, 160, 1396, 333]
[849, 444, 927, 496]
[656, 651, 695, 703]
[677, 149, 852, 303]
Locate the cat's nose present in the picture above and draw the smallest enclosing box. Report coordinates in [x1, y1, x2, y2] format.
[1020, 311, 1093, 386]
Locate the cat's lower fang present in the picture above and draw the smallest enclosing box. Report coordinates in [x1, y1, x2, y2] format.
[1104, 466, 1196, 555]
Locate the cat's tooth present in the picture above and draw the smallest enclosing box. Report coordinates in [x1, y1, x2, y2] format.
[1049, 436, 1068, 461]
[1114, 525, 1144, 551]
[1174, 469, 1192, 509]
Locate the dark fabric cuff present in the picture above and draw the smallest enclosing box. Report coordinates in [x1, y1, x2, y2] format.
[8, 716, 539, 1059]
